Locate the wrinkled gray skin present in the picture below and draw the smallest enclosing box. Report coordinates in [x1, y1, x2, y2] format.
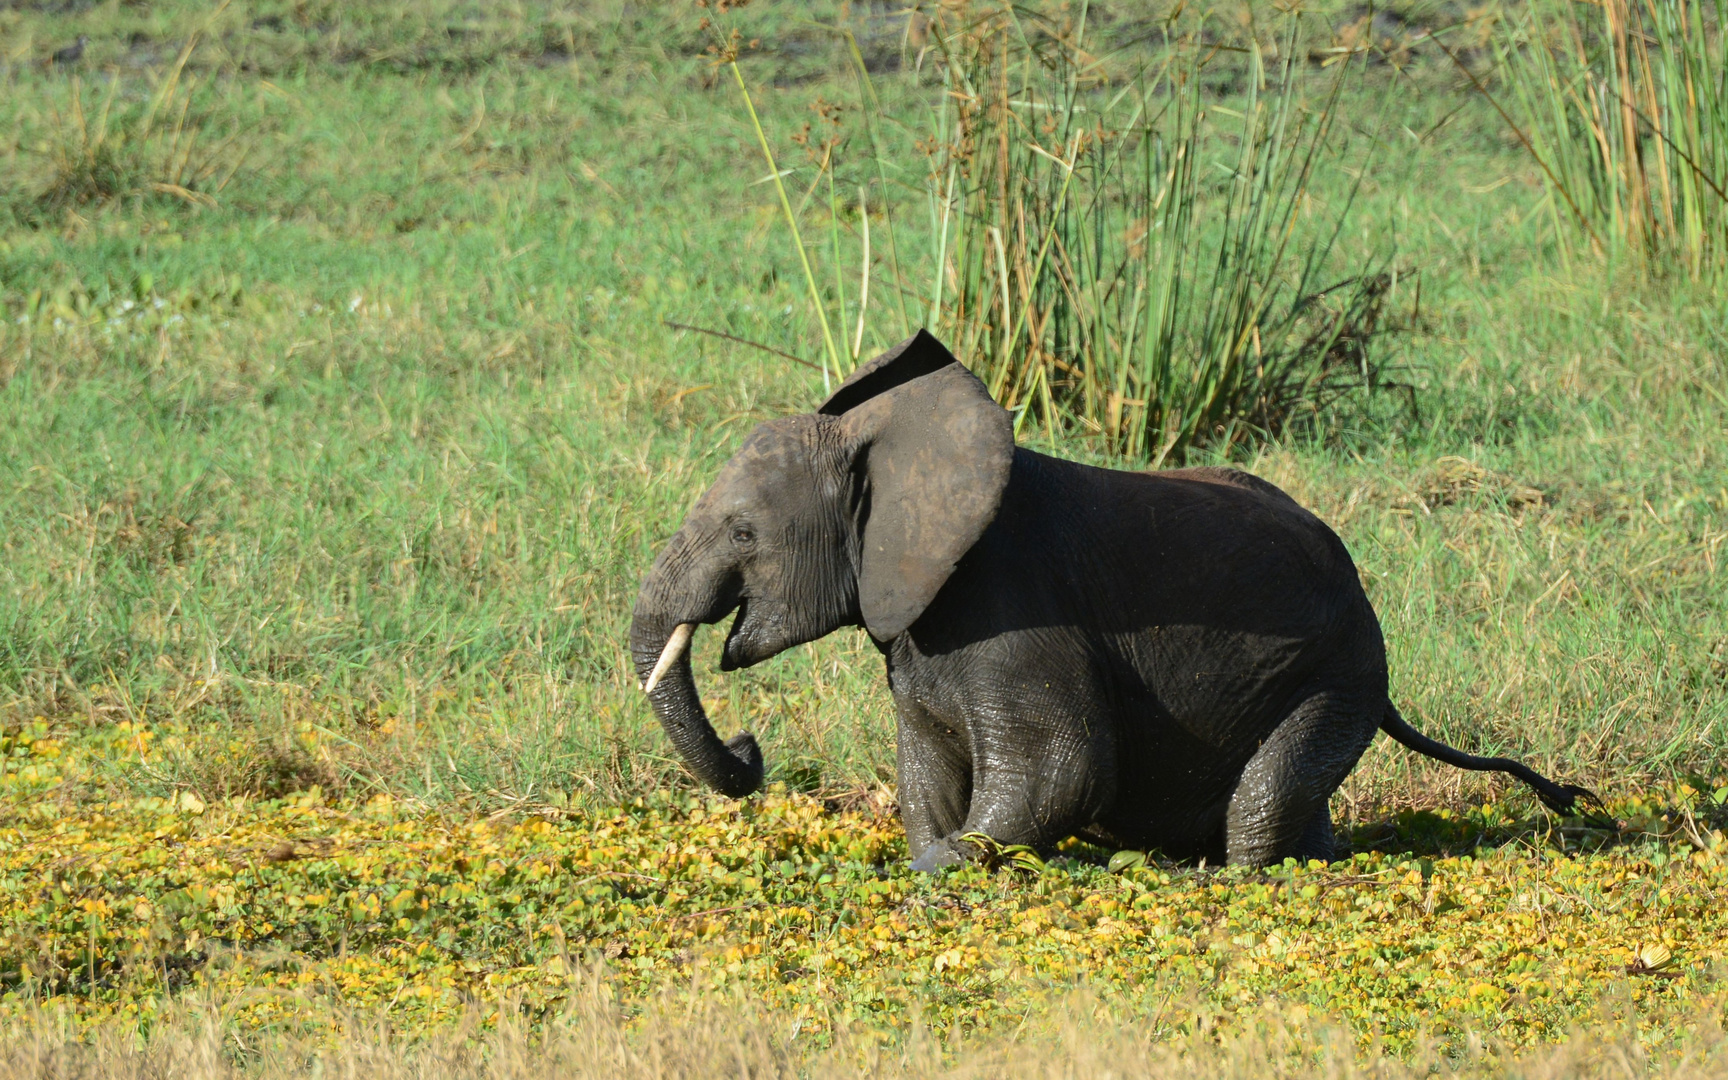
[629, 332, 1593, 869]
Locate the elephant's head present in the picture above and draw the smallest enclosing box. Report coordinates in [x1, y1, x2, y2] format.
[628, 331, 1013, 797]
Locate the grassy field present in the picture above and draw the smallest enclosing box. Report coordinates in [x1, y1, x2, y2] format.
[1, 0, 1726, 1073]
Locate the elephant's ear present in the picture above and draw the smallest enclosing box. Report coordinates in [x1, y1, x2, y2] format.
[822, 331, 1014, 640]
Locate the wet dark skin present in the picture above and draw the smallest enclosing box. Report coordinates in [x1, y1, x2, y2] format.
[629, 332, 1594, 869]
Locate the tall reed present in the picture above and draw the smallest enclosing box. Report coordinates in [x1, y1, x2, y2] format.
[1495, 0, 1728, 278]
[723, 4, 1407, 463]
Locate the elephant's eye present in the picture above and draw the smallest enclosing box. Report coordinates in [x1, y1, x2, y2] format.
[730, 524, 756, 546]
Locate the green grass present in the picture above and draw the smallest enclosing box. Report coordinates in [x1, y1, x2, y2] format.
[0, 0, 1724, 830]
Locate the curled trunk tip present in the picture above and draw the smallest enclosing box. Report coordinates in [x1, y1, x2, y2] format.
[632, 615, 765, 798]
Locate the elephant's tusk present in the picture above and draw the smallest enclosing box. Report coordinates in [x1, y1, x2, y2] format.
[641, 623, 695, 695]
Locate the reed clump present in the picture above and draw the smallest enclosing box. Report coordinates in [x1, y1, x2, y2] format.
[723, 3, 1410, 463]
[34, 35, 248, 218]
[914, 6, 1408, 462]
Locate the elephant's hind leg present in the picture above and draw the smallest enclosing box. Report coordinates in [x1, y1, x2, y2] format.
[1224, 690, 1378, 866]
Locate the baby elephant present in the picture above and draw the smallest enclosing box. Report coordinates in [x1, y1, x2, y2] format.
[629, 331, 1593, 868]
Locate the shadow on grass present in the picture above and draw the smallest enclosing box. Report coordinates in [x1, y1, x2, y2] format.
[1343, 808, 1604, 859]
[1341, 786, 1728, 860]
[1046, 783, 1728, 870]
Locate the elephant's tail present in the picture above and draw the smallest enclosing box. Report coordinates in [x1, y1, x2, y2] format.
[1379, 704, 1602, 816]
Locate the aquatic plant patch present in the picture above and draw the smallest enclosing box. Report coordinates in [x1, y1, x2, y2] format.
[1, 726, 1724, 1054]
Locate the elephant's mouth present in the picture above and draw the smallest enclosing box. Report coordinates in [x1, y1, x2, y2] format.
[719, 599, 754, 671]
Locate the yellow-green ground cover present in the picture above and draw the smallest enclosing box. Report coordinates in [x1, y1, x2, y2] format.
[4, 726, 1725, 1056]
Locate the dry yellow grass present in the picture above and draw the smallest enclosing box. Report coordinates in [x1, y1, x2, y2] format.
[1, 981, 1724, 1079]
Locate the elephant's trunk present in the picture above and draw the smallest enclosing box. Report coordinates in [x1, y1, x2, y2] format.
[630, 610, 764, 798]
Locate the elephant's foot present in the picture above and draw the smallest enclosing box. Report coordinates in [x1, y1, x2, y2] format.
[908, 838, 967, 872]
[1292, 806, 1337, 863]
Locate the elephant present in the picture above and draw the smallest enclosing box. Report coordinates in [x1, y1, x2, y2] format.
[628, 331, 1594, 869]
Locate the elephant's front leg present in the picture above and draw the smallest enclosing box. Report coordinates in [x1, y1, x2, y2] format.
[912, 700, 1117, 871]
[894, 696, 972, 867]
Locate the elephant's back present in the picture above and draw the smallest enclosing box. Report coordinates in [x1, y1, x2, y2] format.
[1139, 465, 1346, 579]
[1001, 451, 1382, 737]
[931, 448, 1380, 674]
[1033, 455, 1364, 628]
